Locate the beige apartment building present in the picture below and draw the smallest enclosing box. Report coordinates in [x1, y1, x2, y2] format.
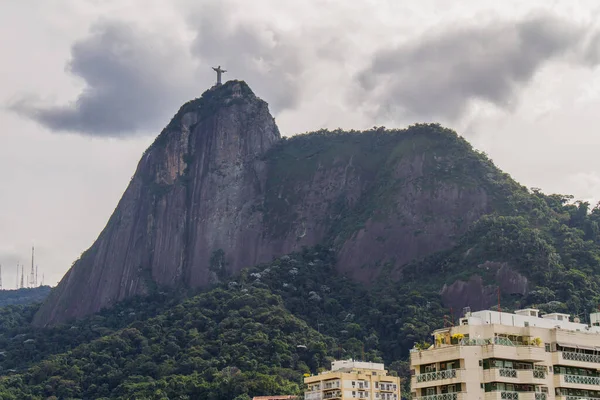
[304, 360, 401, 400]
[411, 308, 600, 400]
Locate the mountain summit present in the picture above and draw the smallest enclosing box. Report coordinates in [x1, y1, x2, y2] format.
[34, 81, 280, 326]
[34, 81, 502, 326]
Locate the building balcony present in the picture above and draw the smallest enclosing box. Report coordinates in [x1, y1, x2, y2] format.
[554, 351, 600, 368]
[418, 392, 465, 400]
[482, 344, 546, 362]
[322, 380, 341, 390]
[411, 344, 477, 365]
[323, 390, 342, 399]
[518, 369, 548, 381]
[485, 391, 520, 400]
[483, 368, 548, 383]
[520, 393, 548, 400]
[305, 391, 324, 400]
[484, 369, 519, 383]
[484, 392, 546, 400]
[556, 396, 600, 400]
[555, 374, 600, 389]
[413, 369, 464, 388]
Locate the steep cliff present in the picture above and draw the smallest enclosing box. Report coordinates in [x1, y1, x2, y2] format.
[34, 82, 519, 326]
[34, 81, 280, 326]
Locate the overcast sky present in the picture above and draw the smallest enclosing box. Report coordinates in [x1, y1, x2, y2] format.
[2, 0, 600, 288]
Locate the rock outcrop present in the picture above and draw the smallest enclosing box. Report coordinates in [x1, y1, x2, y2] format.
[34, 82, 499, 326]
[440, 262, 530, 311]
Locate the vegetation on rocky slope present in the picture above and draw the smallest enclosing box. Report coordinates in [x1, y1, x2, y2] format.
[0, 287, 51, 308]
[263, 123, 525, 240]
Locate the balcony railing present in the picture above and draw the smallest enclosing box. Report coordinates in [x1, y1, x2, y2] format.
[564, 396, 600, 400]
[421, 393, 459, 400]
[533, 370, 546, 379]
[499, 369, 518, 378]
[563, 351, 600, 364]
[323, 391, 342, 399]
[564, 374, 600, 385]
[535, 393, 547, 400]
[500, 392, 519, 400]
[416, 369, 458, 382]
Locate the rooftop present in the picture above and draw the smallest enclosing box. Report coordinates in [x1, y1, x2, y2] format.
[330, 360, 385, 372]
[457, 309, 600, 334]
[252, 396, 298, 400]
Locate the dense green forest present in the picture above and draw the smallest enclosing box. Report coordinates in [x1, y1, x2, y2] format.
[0, 286, 333, 399]
[1, 127, 600, 399]
[0, 287, 51, 308]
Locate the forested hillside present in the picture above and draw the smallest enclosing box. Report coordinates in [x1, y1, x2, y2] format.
[0, 287, 51, 308]
[0, 285, 333, 399]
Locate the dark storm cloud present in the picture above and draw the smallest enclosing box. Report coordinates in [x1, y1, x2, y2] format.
[188, 3, 309, 114]
[358, 13, 599, 121]
[9, 21, 198, 137]
[584, 31, 600, 65]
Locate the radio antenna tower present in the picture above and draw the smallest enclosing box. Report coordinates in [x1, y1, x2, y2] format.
[30, 246, 35, 288]
[16, 263, 19, 289]
[20, 262, 24, 289]
[0, 263, 3, 290]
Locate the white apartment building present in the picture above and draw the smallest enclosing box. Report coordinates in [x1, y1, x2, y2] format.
[411, 309, 600, 400]
[305, 360, 401, 400]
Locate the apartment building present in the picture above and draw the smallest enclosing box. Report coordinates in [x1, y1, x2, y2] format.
[304, 360, 401, 400]
[411, 308, 600, 400]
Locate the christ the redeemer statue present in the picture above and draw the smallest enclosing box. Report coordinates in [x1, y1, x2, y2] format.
[212, 65, 227, 86]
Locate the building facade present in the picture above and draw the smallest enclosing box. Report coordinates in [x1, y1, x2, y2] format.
[304, 360, 401, 400]
[411, 308, 600, 400]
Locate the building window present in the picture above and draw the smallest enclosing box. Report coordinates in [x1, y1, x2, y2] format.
[424, 364, 437, 373]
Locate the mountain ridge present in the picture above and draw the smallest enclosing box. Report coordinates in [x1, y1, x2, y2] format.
[33, 80, 566, 327]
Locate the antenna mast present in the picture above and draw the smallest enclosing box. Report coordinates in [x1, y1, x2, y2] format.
[16, 263, 19, 289]
[20, 262, 24, 289]
[30, 246, 35, 288]
[497, 287, 501, 313]
[0, 263, 3, 290]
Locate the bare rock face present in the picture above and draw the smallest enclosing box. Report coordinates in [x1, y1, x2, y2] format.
[33, 81, 280, 326]
[440, 262, 529, 312]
